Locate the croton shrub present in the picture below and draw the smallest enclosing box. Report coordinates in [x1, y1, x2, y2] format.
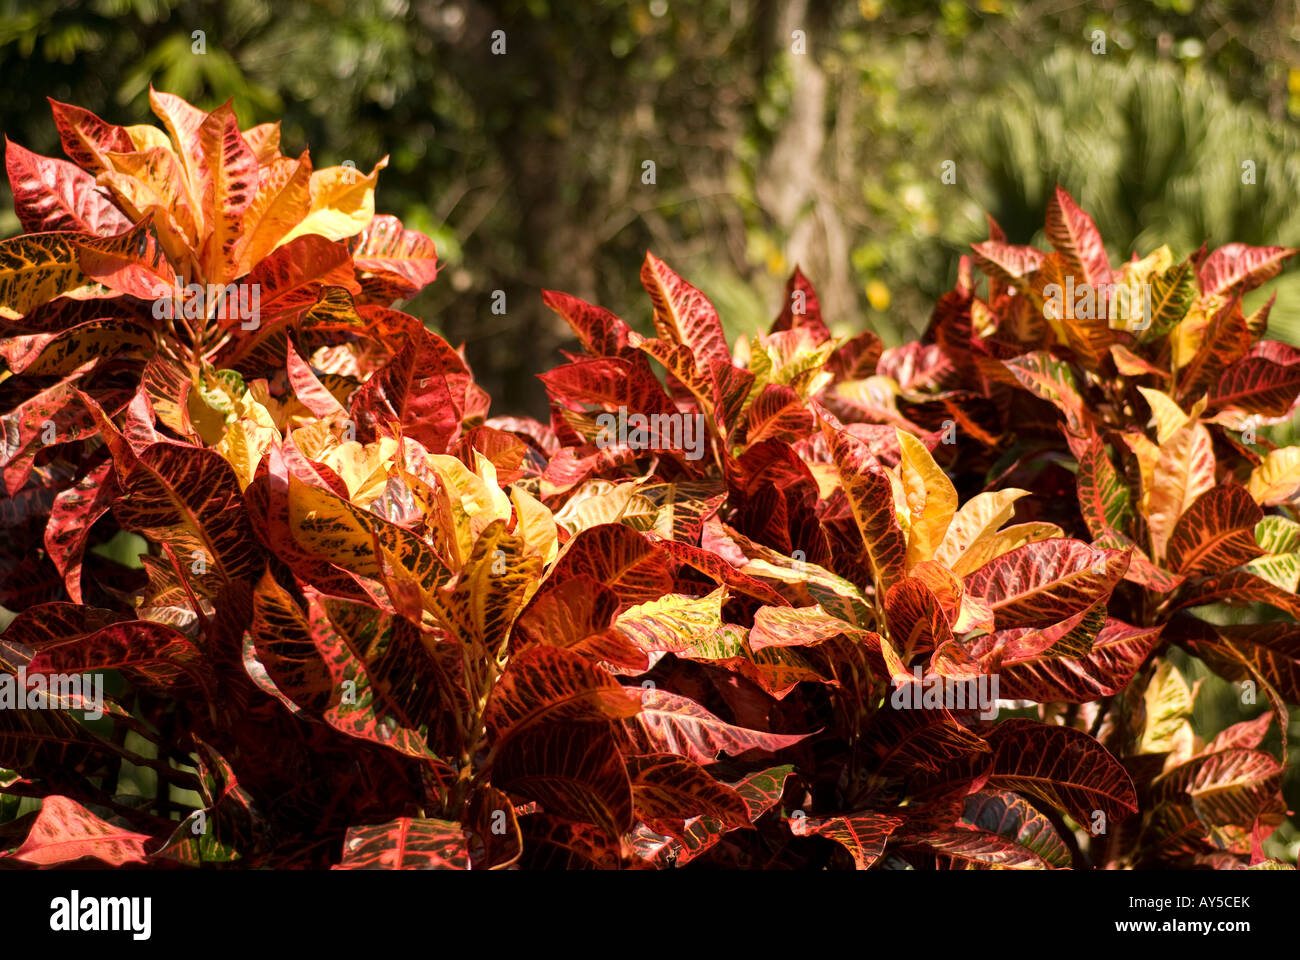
[0, 94, 1297, 870]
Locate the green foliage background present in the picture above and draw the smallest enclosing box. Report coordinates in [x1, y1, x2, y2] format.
[5, 1, 1300, 401]
[3, 0, 1300, 863]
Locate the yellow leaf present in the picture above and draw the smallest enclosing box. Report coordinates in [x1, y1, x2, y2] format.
[1110, 343, 1158, 377]
[124, 124, 175, 152]
[0, 233, 88, 317]
[276, 156, 390, 246]
[290, 419, 335, 460]
[953, 593, 994, 634]
[949, 521, 1064, 578]
[1139, 659, 1192, 755]
[614, 588, 727, 656]
[1147, 421, 1215, 562]
[510, 486, 558, 565]
[431, 521, 539, 654]
[834, 376, 900, 414]
[552, 479, 648, 535]
[806, 462, 842, 501]
[1116, 245, 1172, 288]
[186, 386, 230, 446]
[317, 437, 400, 506]
[1137, 387, 1206, 444]
[236, 388, 280, 431]
[287, 474, 382, 578]
[236, 154, 312, 275]
[99, 147, 201, 259]
[895, 428, 957, 568]
[932, 489, 1029, 570]
[877, 632, 912, 685]
[425, 452, 512, 568]
[1170, 303, 1211, 373]
[1248, 447, 1300, 506]
[215, 418, 278, 490]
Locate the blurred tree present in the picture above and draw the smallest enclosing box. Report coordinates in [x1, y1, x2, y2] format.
[2, 0, 1299, 412]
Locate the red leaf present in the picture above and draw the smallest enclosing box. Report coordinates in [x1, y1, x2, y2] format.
[350, 214, 439, 299]
[535, 523, 675, 607]
[963, 539, 1128, 630]
[640, 252, 732, 373]
[627, 754, 750, 828]
[485, 644, 641, 743]
[334, 817, 469, 870]
[45, 459, 116, 603]
[1173, 570, 1300, 619]
[827, 331, 884, 380]
[745, 383, 815, 445]
[800, 812, 904, 869]
[492, 722, 634, 836]
[310, 586, 461, 758]
[913, 789, 1071, 869]
[47, 98, 133, 173]
[242, 234, 360, 326]
[247, 569, 336, 715]
[11, 796, 149, 867]
[4, 138, 131, 234]
[196, 103, 258, 285]
[819, 417, 908, 592]
[632, 764, 792, 867]
[885, 576, 954, 660]
[1044, 185, 1111, 288]
[622, 688, 810, 763]
[1165, 484, 1263, 575]
[770, 266, 831, 343]
[1209, 357, 1300, 418]
[285, 339, 346, 418]
[1154, 748, 1284, 828]
[542, 289, 633, 356]
[1206, 623, 1300, 704]
[1199, 243, 1297, 298]
[975, 619, 1161, 702]
[1207, 712, 1276, 754]
[537, 355, 678, 424]
[970, 240, 1046, 286]
[348, 327, 473, 454]
[28, 619, 216, 699]
[111, 442, 264, 593]
[984, 719, 1138, 824]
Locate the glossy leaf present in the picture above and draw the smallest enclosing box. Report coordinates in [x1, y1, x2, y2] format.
[801, 812, 904, 869]
[11, 795, 149, 867]
[821, 418, 907, 591]
[1199, 244, 1297, 298]
[622, 688, 810, 763]
[334, 818, 469, 870]
[983, 719, 1138, 825]
[1165, 484, 1263, 575]
[963, 539, 1128, 630]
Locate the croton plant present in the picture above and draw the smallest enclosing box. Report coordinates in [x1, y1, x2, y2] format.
[0, 94, 1297, 870]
